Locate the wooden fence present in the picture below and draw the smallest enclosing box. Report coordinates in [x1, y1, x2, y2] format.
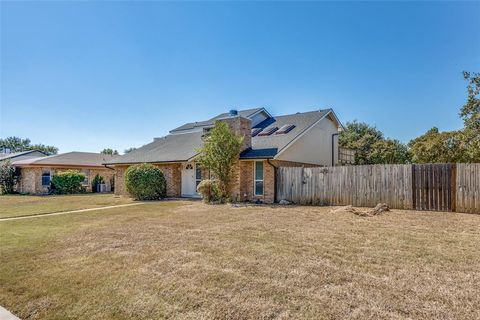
[277, 163, 480, 214]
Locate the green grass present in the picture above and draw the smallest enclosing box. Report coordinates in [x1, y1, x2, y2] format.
[0, 194, 133, 218]
[1, 201, 479, 319]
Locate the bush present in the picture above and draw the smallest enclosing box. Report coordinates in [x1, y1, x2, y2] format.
[0, 160, 19, 194]
[197, 179, 221, 203]
[91, 174, 105, 193]
[51, 170, 86, 194]
[124, 163, 166, 200]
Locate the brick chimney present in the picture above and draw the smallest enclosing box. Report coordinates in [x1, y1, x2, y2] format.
[220, 114, 252, 152]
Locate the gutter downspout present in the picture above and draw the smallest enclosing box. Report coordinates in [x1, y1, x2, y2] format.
[267, 159, 278, 203]
[332, 133, 339, 167]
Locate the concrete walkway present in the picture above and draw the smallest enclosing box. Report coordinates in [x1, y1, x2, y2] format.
[0, 306, 21, 320]
[0, 203, 145, 222]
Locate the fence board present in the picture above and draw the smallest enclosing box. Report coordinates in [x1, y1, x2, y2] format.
[456, 164, 480, 214]
[277, 164, 413, 210]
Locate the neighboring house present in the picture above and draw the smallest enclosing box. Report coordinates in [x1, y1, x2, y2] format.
[12, 152, 116, 194]
[106, 107, 344, 203]
[0, 150, 48, 163]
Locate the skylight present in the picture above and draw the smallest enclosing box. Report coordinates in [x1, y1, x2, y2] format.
[275, 124, 296, 135]
[258, 127, 278, 136]
[251, 128, 262, 137]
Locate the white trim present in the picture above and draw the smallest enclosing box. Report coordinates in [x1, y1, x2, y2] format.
[274, 109, 341, 159]
[248, 107, 272, 119]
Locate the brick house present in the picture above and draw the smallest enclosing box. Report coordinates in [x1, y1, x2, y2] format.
[12, 152, 116, 194]
[106, 108, 344, 203]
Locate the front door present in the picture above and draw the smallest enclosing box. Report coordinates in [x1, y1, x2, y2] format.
[181, 163, 197, 197]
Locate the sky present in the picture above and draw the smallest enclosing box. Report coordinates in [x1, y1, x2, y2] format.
[1, 1, 479, 154]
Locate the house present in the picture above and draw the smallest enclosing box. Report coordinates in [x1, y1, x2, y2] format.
[0, 150, 48, 163]
[12, 152, 116, 194]
[106, 107, 344, 203]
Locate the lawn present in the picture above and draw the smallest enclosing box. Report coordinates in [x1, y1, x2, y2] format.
[0, 194, 133, 218]
[1, 201, 479, 319]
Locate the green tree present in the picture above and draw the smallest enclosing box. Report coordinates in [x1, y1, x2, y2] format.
[459, 71, 480, 161]
[196, 121, 243, 201]
[408, 127, 466, 163]
[0, 136, 58, 155]
[100, 148, 119, 155]
[339, 121, 409, 164]
[0, 160, 20, 194]
[369, 139, 411, 164]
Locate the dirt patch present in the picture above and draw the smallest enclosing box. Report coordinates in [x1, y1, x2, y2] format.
[330, 203, 390, 217]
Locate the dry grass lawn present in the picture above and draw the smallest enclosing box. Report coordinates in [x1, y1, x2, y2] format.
[0, 194, 133, 218]
[1, 201, 479, 319]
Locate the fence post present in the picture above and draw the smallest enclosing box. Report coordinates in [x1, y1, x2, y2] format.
[451, 163, 457, 212]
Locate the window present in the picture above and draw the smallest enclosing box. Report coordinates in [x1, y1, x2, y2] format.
[275, 124, 296, 135]
[81, 170, 90, 186]
[254, 161, 264, 196]
[195, 165, 202, 188]
[41, 170, 51, 186]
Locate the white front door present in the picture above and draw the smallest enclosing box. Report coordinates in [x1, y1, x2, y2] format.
[181, 163, 197, 197]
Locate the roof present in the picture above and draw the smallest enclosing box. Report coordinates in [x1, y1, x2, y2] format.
[0, 150, 47, 161]
[107, 108, 339, 165]
[105, 132, 204, 165]
[170, 108, 264, 133]
[12, 152, 115, 168]
[241, 109, 331, 159]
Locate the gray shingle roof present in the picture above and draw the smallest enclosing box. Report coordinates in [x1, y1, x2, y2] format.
[241, 109, 331, 159]
[0, 150, 47, 161]
[12, 152, 115, 167]
[106, 132, 204, 165]
[170, 108, 264, 133]
[107, 109, 335, 164]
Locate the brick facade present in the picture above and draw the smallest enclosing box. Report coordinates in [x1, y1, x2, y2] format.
[17, 167, 115, 194]
[114, 163, 182, 197]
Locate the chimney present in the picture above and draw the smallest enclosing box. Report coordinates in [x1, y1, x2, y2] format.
[220, 114, 252, 152]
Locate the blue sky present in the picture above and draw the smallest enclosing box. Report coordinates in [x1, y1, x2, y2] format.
[1, 1, 479, 153]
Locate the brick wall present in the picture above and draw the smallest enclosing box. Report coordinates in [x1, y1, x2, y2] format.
[220, 116, 252, 152]
[236, 160, 275, 204]
[17, 167, 115, 194]
[114, 163, 181, 198]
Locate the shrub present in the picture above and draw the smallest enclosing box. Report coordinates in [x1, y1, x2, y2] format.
[124, 163, 166, 200]
[197, 179, 221, 203]
[91, 174, 105, 193]
[51, 170, 86, 194]
[0, 160, 20, 194]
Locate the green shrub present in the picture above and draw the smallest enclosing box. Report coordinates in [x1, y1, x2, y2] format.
[124, 163, 166, 200]
[51, 170, 86, 194]
[196, 179, 221, 203]
[0, 160, 19, 194]
[91, 174, 105, 193]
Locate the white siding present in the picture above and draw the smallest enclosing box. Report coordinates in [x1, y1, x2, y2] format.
[275, 117, 339, 166]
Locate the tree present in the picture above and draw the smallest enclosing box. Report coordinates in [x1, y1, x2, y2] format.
[339, 121, 410, 164]
[369, 139, 411, 164]
[196, 121, 243, 201]
[124, 147, 137, 154]
[0, 136, 58, 155]
[100, 148, 119, 155]
[0, 160, 20, 194]
[459, 71, 480, 161]
[408, 127, 467, 163]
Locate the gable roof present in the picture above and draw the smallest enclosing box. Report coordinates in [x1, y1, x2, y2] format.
[12, 152, 115, 168]
[241, 109, 332, 159]
[106, 108, 341, 165]
[170, 108, 265, 133]
[0, 150, 47, 161]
